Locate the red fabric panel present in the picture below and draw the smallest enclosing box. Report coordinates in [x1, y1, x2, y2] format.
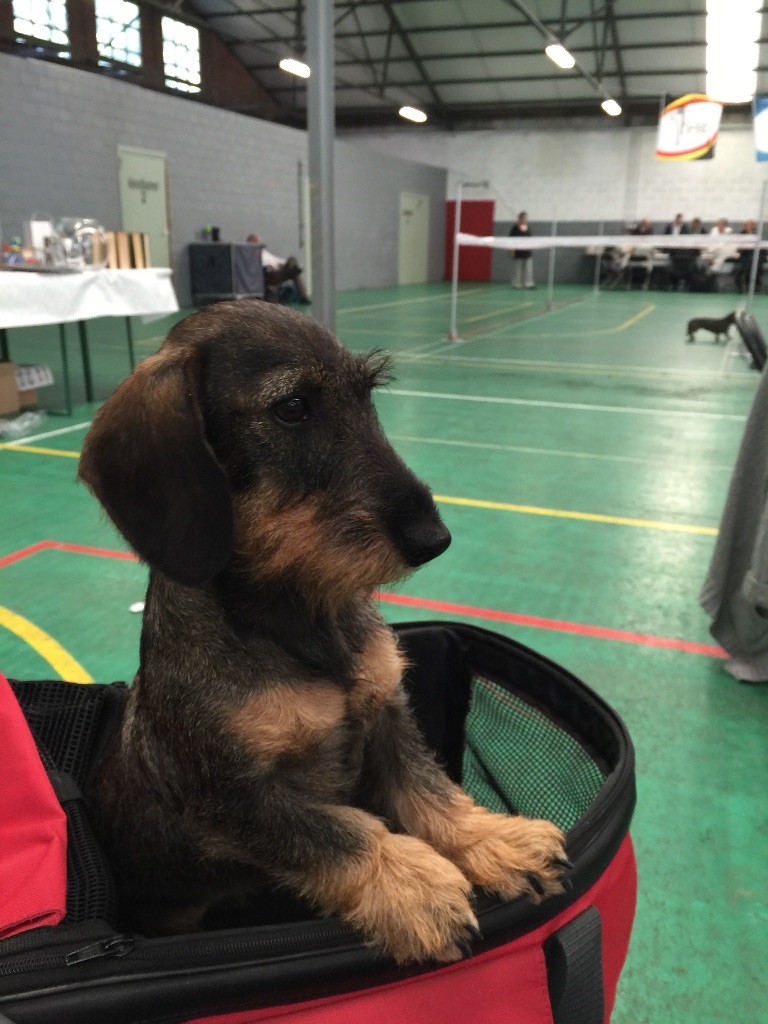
[0, 672, 67, 939]
[190, 835, 636, 1024]
[445, 200, 495, 281]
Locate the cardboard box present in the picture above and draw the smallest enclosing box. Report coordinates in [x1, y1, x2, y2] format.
[0, 362, 21, 417]
[18, 390, 38, 409]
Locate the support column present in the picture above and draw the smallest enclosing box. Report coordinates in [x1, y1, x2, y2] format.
[306, 0, 336, 331]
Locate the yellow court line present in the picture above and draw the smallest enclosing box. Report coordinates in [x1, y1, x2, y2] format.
[0, 444, 716, 535]
[433, 494, 717, 536]
[613, 304, 656, 331]
[0, 606, 93, 683]
[0, 443, 80, 458]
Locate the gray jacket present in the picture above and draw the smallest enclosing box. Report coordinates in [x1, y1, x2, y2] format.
[700, 365, 768, 682]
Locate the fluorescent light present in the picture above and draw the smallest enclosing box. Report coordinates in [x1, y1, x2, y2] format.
[601, 98, 622, 117]
[399, 105, 428, 123]
[545, 43, 575, 70]
[706, 0, 760, 102]
[279, 57, 310, 78]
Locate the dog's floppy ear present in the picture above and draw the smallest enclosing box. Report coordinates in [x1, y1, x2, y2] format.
[78, 351, 233, 586]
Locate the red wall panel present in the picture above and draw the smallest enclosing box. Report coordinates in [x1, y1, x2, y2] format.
[444, 200, 495, 281]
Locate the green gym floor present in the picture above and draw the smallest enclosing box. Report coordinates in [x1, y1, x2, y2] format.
[1, 283, 766, 1022]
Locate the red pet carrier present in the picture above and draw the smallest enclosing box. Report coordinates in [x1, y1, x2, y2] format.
[0, 621, 636, 1024]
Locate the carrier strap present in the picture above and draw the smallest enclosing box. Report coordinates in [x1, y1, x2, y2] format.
[544, 906, 604, 1024]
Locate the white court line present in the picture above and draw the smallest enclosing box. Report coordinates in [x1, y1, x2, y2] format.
[4, 421, 92, 446]
[383, 388, 747, 421]
[397, 352, 753, 381]
[337, 286, 491, 316]
[389, 433, 732, 470]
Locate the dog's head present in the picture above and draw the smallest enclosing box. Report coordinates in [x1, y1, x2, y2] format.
[79, 302, 450, 600]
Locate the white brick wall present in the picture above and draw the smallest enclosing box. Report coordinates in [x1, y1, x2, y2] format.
[0, 53, 446, 302]
[345, 122, 768, 227]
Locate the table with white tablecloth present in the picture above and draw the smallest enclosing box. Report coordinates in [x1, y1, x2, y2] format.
[0, 268, 179, 413]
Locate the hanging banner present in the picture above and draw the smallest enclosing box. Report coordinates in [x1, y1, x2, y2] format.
[656, 94, 723, 161]
[754, 96, 768, 161]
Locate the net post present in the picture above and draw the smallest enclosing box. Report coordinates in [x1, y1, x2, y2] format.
[593, 220, 604, 297]
[448, 180, 463, 341]
[746, 179, 768, 314]
[546, 208, 558, 311]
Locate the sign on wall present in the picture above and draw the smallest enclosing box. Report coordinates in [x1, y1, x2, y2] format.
[656, 94, 723, 161]
[754, 97, 768, 162]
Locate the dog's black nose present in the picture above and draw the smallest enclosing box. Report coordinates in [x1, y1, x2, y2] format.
[398, 521, 452, 566]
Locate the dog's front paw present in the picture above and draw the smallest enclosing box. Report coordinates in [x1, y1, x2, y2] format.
[344, 833, 478, 964]
[452, 812, 569, 903]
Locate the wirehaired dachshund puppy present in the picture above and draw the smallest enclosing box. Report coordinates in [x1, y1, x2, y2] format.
[686, 311, 736, 343]
[78, 301, 568, 963]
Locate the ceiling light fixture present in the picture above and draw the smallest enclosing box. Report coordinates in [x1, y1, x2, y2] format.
[705, 0, 760, 103]
[601, 98, 622, 117]
[544, 42, 576, 70]
[279, 57, 310, 78]
[399, 105, 428, 123]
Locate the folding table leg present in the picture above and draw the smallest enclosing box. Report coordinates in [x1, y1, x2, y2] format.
[58, 324, 72, 416]
[77, 320, 93, 403]
[125, 316, 136, 370]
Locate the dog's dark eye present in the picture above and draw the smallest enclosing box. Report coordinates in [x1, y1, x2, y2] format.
[272, 396, 309, 425]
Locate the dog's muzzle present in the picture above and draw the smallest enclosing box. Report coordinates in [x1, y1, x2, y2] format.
[397, 519, 452, 567]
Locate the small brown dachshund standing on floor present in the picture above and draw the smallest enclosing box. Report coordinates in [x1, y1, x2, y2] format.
[78, 301, 568, 963]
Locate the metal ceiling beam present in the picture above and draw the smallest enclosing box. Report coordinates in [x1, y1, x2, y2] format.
[203, 5, 725, 26]
[504, 0, 616, 106]
[605, 0, 628, 107]
[380, 0, 450, 126]
[223, 8, 732, 42]
[245, 39, 713, 73]
[330, 95, 679, 128]
[265, 66, 709, 94]
[202, 1, 381, 17]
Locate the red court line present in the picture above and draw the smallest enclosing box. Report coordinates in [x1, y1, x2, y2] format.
[0, 540, 138, 570]
[0, 541, 727, 659]
[374, 592, 727, 658]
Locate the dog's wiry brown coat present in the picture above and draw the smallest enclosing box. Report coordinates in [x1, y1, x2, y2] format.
[79, 300, 567, 963]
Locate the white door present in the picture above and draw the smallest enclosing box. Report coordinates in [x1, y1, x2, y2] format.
[117, 146, 171, 267]
[398, 192, 429, 285]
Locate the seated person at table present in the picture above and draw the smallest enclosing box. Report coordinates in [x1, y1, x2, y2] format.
[689, 217, 706, 234]
[702, 218, 733, 273]
[734, 220, 766, 293]
[662, 213, 695, 289]
[246, 234, 310, 304]
[632, 218, 654, 236]
[664, 213, 689, 237]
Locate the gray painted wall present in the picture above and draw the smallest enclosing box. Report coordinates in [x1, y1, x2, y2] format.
[0, 53, 446, 304]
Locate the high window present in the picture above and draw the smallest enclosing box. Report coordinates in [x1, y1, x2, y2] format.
[12, 0, 69, 53]
[95, 0, 141, 69]
[161, 17, 201, 94]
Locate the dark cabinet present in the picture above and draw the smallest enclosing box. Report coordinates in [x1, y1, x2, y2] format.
[188, 243, 264, 304]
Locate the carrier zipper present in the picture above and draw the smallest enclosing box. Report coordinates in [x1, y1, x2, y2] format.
[0, 924, 356, 979]
[65, 935, 135, 966]
[126, 923, 355, 964]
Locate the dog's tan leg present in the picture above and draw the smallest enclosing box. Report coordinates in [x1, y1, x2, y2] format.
[391, 784, 567, 902]
[275, 807, 478, 964]
[353, 624, 568, 902]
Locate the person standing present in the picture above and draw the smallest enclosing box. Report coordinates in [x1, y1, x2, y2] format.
[509, 211, 535, 289]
